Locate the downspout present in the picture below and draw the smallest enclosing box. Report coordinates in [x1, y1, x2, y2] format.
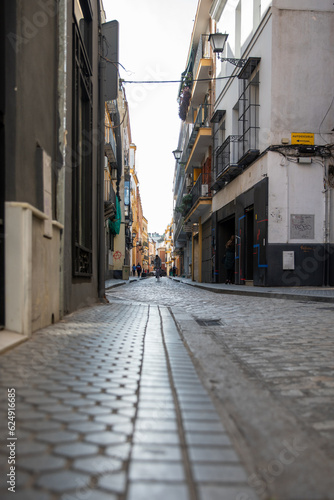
[191, 231, 194, 281]
[57, 0, 67, 318]
[98, 14, 106, 299]
[324, 159, 330, 286]
[198, 216, 202, 282]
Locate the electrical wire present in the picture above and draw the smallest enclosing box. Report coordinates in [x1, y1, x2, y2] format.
[121, 75, 238, 84]
[99, 51, 239, 85]
[100, 55, 129, 75]
[319, 95, 334, 143]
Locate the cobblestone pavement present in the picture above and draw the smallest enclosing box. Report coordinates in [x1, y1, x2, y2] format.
[106, 277, 334, 500]
[0, 300, 259, 500]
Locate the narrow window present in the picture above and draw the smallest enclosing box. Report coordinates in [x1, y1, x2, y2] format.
[238, 60, 260, 163]
[72, 0, 93, 276]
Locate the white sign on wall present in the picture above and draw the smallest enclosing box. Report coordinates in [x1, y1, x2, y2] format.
[283, 251, 295, 270]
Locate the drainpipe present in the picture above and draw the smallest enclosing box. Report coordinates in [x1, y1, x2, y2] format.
[324, 159, 330, 286]
[98, 19, 106, 299]
[56, 0, 67, 318]
[198, 217, 202, 282]
[191, 231, 194, 281]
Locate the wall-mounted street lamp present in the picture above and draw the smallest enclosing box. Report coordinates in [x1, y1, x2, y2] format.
[172, 149, 183, 161]
[208, 33, 246, 67]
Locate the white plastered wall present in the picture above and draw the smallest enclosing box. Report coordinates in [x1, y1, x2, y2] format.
[5, 203, 62, 336]
[267, 153, 325, 244]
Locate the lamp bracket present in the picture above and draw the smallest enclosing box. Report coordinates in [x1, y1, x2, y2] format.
[219, 57, 247, 67]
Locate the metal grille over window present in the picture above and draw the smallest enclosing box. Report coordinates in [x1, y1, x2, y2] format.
[72, 0, 93, 277]
[237, 57, 261, 167]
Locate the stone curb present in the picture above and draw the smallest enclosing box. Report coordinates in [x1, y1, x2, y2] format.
[168, 277, 334, 304]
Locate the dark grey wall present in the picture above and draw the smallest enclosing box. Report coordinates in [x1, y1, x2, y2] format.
[4, 0, 103, 318]
[267, 244, 327, 287]
[1, 1, 5, 326]
[64, 0, 101, 314]
[6, 0, 58, 207]
[5, 0, 17, 203]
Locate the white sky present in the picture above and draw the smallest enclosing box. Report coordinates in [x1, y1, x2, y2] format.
[103, 0, 199, 235]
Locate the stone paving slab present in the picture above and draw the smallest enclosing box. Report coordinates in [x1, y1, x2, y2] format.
[105, 275, 334, 499]
[0, 302, 259, 500]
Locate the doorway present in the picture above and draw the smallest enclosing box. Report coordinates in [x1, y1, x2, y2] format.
[218, 216, 235, 283]
[245, 206, 254, 281]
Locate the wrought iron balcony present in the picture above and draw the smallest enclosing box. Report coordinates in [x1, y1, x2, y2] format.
[191, 173, 210, 206]
[193, 35, 211, 79]
[184, 173, 211, 223]
[174, 212, 187, 243]
[212, 135, 242, 190]
[189, 103, 210, 145]
[105, 125, 117, 164]
[191, 35, 212, 108]
[104, 181, 116, 219]
[184, 104, 212, 172]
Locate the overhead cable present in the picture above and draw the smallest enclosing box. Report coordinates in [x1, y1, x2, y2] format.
[122, 75, 238, 84]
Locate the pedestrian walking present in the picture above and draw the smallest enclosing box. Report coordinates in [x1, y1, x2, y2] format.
[153, 254, 162, 280]
[136, 263, 142, 278]
[132, 264, 137, 276]
[172, 265, 177, 277]
[224, 235, 235, 284]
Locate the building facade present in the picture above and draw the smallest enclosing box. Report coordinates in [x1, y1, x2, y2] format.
[104, 101, 118, 279]
[173, 0, 215, 282]
[148, 236, 157, 274]
[163, 222, 174, 276]
[130, 144, 148, 274]
[108, 88, 134, 280]
[1, 0, 122, 337]
[174, 0, 334, 286]
[142, 217, 149, 273]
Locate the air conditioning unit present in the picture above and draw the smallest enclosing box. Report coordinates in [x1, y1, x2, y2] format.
[201, 184, 209, 196]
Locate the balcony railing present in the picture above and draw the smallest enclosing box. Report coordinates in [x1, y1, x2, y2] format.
[174, 213, 186, 243]
[183, 173, 211, 218]
[104, 184, 116, 220]
[190, 104, 210, 143]
[105, 125, 117, 164]
[192, 35, 211, 82]
[183, 103, 210, 165]
[193, 173, 210, 205]
[215, 135, 241, 178]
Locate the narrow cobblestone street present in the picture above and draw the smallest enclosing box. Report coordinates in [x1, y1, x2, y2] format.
[0, 277, 334, 499]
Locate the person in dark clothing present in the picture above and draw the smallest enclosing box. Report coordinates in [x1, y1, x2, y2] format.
[136, 263, 142, 278]
[153, 254, 162, 279]
[224, 235, 235, 284]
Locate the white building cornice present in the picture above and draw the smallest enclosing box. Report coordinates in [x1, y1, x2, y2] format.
[209, 0, 228, 21]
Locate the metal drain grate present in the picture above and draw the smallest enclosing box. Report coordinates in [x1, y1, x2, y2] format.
[195, 319, 221, 326]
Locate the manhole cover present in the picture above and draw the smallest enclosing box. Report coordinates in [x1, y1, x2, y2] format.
[196, 319, 221, 326]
